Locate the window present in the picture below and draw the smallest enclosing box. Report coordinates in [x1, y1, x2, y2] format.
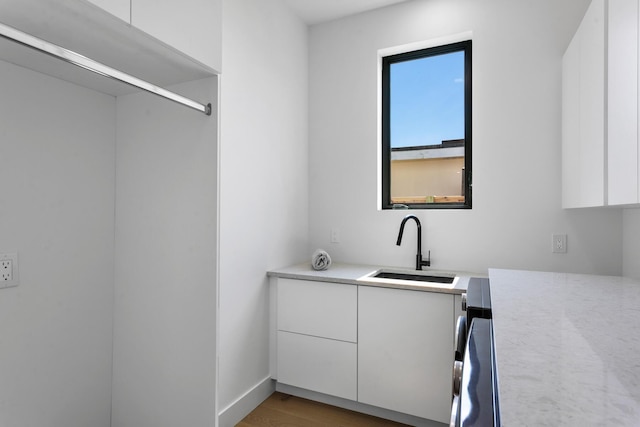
[381, 40, 472, 209]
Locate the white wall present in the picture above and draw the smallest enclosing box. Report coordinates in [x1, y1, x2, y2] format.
[218, 0, 308, 422]
[308, 0, 623, 276]
[0, 60, 114, 427]
[111, 78, 218, 427]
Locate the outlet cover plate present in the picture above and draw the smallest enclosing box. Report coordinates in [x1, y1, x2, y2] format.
[0, 253, 19, 288]
[552, 234, 567, 254]
[330, 228, 340, 243]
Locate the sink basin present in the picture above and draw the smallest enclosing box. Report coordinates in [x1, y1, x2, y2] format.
[372, 271, 455, 284]
[358, 269, 459, 289]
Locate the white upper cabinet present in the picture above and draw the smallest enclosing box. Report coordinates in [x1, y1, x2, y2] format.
[132, 0, 221, 72]
[0, 0, 220, 94]
[85, 0, 222, 72]
[562, 0, 640, 208]
[85, 0, 130, 22]
[608, 0, 639, 205]
[562, 0, 605, 208]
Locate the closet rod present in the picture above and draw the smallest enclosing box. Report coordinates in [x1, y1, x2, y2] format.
[0, 22, 212, 116]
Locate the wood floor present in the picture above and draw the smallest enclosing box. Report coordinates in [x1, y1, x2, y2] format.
[237, 392, 410, 427]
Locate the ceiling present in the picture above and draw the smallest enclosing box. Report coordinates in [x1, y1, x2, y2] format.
[284, 0, 411, 25]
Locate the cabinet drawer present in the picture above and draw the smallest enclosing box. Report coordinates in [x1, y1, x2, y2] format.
[277, 278, 357, 342]
[277, 331, 357, 400]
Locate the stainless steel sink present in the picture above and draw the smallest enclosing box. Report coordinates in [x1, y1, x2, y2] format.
[358, 269, 458, 289]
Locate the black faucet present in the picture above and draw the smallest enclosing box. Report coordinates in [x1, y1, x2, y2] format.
[396, 214, 431, 270]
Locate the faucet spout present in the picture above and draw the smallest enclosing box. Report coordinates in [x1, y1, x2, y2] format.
[396, 214, 431, 270]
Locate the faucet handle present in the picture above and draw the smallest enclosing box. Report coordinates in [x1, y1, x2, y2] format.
[417, 250, 431, 269]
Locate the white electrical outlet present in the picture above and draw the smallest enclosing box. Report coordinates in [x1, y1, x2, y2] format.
[552, 234, 567, 254]
[1, 259, 12, 281]
[330, 228, 341, 243]
[0, 253, 19, 288]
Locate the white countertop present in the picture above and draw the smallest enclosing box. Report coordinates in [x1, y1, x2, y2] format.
[268, 262, 474, 294]
[489, 269, 640, 426]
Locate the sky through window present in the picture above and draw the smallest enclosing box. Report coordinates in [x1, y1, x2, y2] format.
[390, 51, 465, 148]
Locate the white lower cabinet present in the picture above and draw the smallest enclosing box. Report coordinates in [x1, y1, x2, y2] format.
[277, 278, 357, 342]
[274, 277, 455, 423]
[277, 331, 357, 400]
[275, 278, 358, 400]
[358, 286, 453, 423]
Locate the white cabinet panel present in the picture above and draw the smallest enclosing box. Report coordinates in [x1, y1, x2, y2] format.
[562, 29, 582, 208]
[0, 0, 216, 98]
[563, 0, 640, 207]
[578, 0, 606, 206]
[132, 0, 222, 72]
[277, 331, 357, 400]
[86, 0, 130, 22]
[608, 0, 639, 205]
[358, 286, 453, 423]
[562, 0, 605, 208]
[277, 278, 357, 342]
[274, 276, 456, 421]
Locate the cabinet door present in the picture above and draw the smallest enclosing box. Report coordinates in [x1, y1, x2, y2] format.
[277, 278, 357, 342]
[562, 25, 582, 208]
[608, 0, 639, 205]
[277, 331, 357, 400]
[85, 0, 130, 22]
[132, 0, 221, 72]
[562, 0, 606, 208]
[358, 286, 453, 423]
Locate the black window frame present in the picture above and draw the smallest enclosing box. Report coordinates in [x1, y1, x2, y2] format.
[381, 40, 472, 210]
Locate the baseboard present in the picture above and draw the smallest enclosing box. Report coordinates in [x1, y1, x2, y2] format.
[276, 383, 446, 427]
[218, 376, 275, 427]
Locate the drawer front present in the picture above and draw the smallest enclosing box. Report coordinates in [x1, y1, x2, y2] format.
[277, 331, 357, 400]
[277, 278, 357, 342]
